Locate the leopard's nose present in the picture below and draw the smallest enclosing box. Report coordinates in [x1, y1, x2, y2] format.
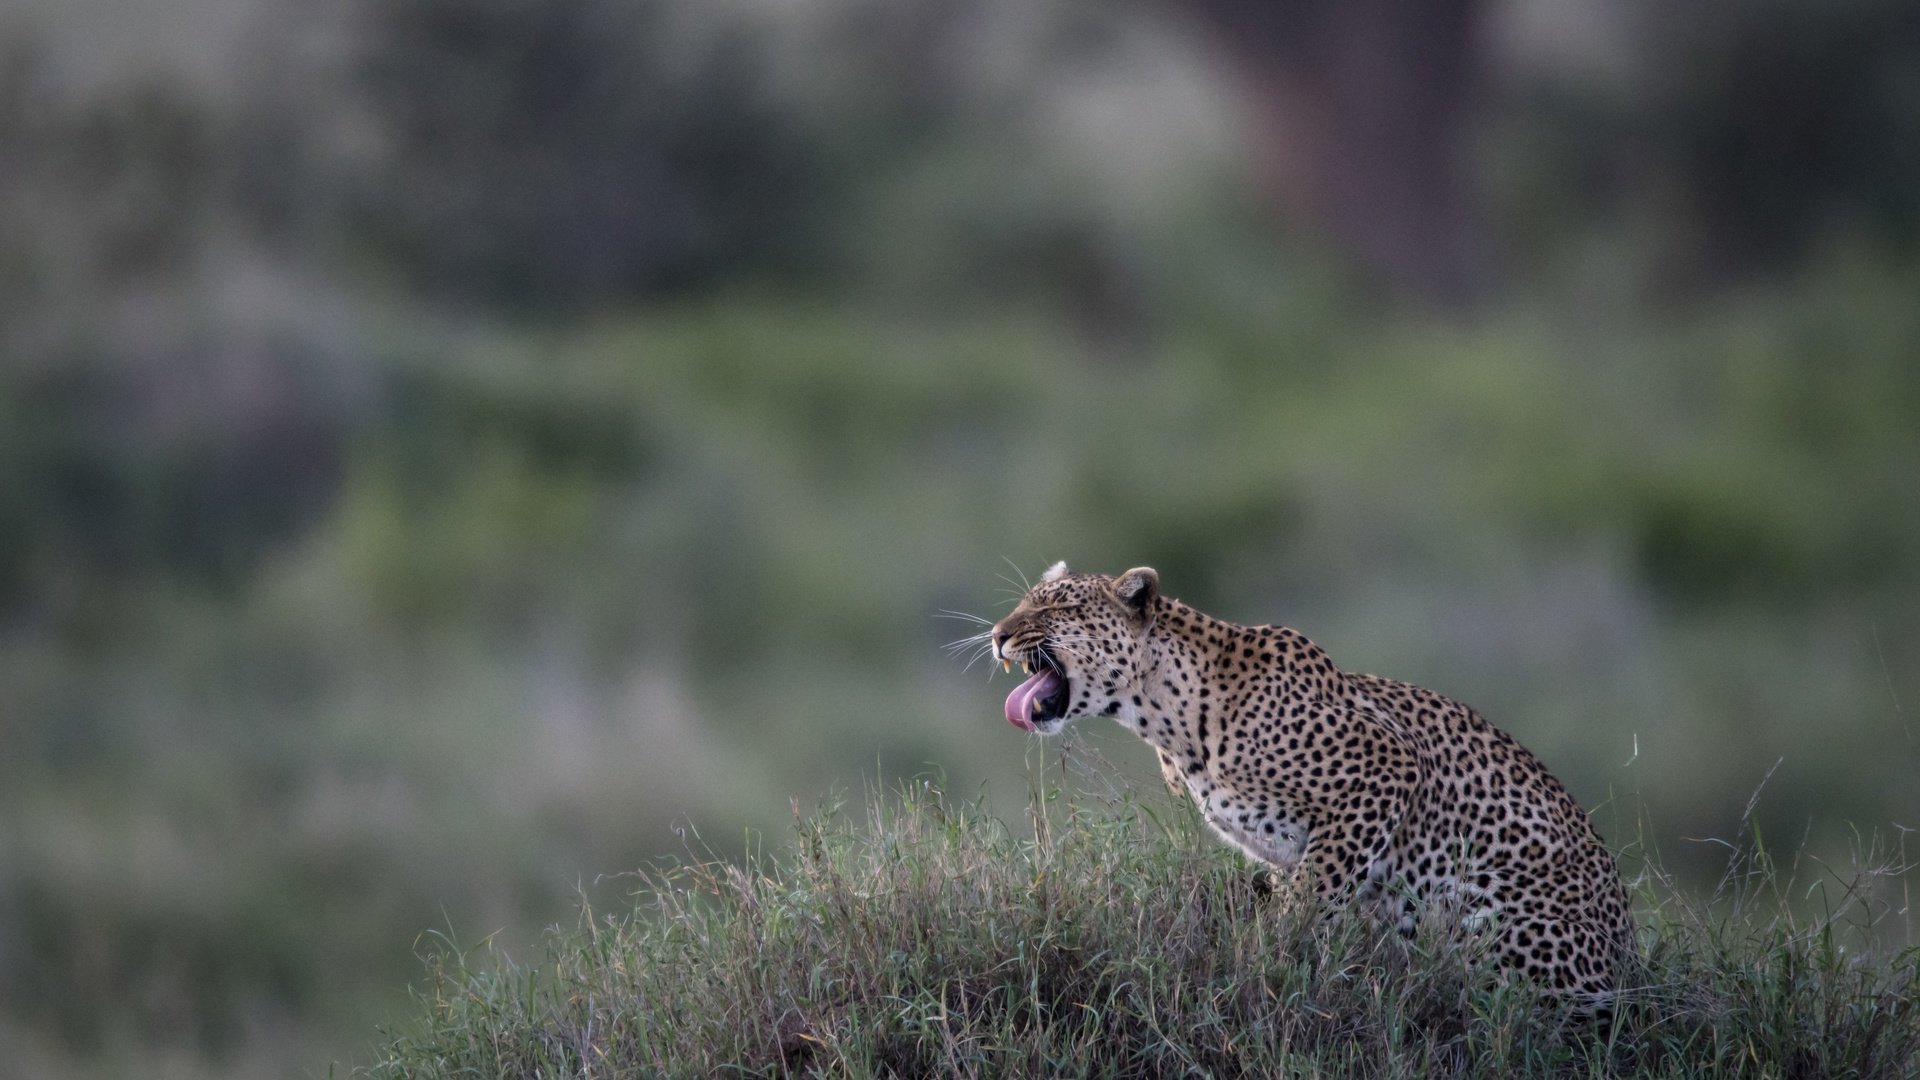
[991, 629, 1010, 658]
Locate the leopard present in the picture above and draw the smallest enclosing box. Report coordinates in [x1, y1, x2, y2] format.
[983, 561, 1635, 1007]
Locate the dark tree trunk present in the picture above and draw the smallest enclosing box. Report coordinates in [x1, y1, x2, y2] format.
[1177, 0, 1490, 309]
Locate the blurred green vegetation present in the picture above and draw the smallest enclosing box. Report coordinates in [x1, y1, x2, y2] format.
[2, 0, 1918, 1076]
[5, 260, 1917, 1075]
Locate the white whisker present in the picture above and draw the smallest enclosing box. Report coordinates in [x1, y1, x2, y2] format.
[1000, 555, 1031, 593]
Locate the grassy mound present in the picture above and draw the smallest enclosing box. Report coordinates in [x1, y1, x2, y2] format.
[361, 783, 1919, 1078]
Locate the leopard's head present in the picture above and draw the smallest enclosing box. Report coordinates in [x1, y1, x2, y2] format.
[990, 562, 1159, 734]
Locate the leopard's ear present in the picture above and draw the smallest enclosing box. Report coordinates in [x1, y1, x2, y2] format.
[1110, 566, 1159, 623]
[1041, 560, 1070, 582]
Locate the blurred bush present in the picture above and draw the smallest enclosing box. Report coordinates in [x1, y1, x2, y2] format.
[1630, 0, 1920, 275]
[1499, 0, 1920, 287]
[336, 0, 828, 309]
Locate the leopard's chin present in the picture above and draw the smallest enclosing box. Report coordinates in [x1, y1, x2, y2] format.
[1028, 704, 1070, 735]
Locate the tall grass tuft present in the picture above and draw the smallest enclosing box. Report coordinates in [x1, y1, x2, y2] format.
[361, 774, 1919, 1078]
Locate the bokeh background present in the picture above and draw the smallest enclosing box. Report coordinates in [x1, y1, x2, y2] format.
[2, 0, 1917, 1075]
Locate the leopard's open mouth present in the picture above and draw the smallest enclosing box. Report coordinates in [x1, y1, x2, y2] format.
[1003, 646, 1069, 732]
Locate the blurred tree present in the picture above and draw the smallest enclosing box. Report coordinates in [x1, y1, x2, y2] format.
[331, 0, 827, 312]
[1171, 0, 1490, 308]
[1629, 0, 1920, 279]
[0, 42, 347, 620]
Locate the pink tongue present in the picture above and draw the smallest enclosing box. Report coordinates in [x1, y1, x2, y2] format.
[1003, 668, 1063, 731]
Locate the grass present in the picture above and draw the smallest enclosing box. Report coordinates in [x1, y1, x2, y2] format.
[360, 771, 1919, 1079]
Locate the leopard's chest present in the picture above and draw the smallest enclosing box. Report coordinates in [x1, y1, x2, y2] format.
[1180, 772, 1311, 868]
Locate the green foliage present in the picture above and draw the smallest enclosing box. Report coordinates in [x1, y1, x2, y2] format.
[364, 781, 1920, 1079]
[1633, 0, 1920, 269]
[327, 0, 835, 309]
